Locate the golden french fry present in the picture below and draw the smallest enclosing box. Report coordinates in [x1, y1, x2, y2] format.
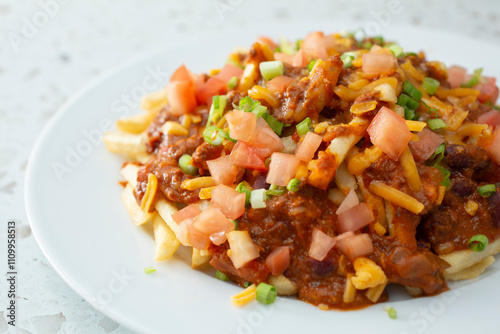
[343, 274, 356, 303]
[269, 275, 298, 296]
[155, 199, 180, 237]
[327, 188, 345, 206]
[153, 213, 181, 261]
[365, 280, 387, 303]
[121, 185, 153, 226]
[103, 132, 147, 159]
[334, 162, 357, 196]
[192, 248, 211, 269]
[141, 89, 168, 113]
[116, 112, 157, 134]
[440, 237, 500, 275]
[445, 256, 495, 281]
[326, 118, 368, 168]
[121, 164, 140, 188]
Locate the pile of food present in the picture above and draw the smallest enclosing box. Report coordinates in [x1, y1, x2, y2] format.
[104, 31, 500, 309]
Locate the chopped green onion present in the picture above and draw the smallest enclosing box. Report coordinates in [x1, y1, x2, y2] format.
[340, 54, 355, 68]
[279, 35, 296, 55]
[243, 281, 251, 288]
[362, 41, 372, 49]
[287, 178, 300, 192]
[203, 126, 226, 146]
[428, 143, 445, 165]
[478, 184, 496, 197]
[235, 181, 252, 205]
[264, 157, 271, 169]
[259, 61, 284, 81]
[178, 154, 198, 176]
[384, 306, 397, 319]
[232, 220, 239, 230]
[461, 68, 483, 88]
[208, 95, 228, 125]
[372, 36, 384, 45]
[403, 81, 423, 101]
[404, 106, 418, 121]
[144, 267, 156, 274]
[467, 234, 489, 252]
[423, 77, 440, 95]
[252, 104, 268, 118]
[386, 44, 404, 58]
[262, 113, 284, 135]
[295, 39, 303, 50]
[227, 59, 244, 69]
[225, 130, 237, 143]
[308, 60, 317, 72]
[397, 93, 420, 110]
[250, 189, 267, 209]
[256, 283, 277, 305]
[296, 117, 312, 136]
[228, 76, 238, 89]
[267, 185, 286, 196]
[435, 165, 450, 187]
[238, 96, 260, 112]
[427, 118, 447, 131]
[404, 52, 418, 57]
[215, 270, 229, 281]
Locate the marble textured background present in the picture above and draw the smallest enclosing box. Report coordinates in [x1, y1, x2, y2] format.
[0, 0, 499, 333]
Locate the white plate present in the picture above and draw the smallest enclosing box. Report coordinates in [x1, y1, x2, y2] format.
[26, 21, 500, 334]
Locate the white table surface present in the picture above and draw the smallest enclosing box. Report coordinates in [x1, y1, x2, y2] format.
[1, 0, 499, 333]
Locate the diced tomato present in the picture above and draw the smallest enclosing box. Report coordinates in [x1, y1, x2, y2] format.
[165, 80, 197, 116]
[335, 234, 374, 261]
[230, 141, 267, 171]
[206, 155, 239, 185]
[170, 64, 196, 85]
[192, 207, 234, 246]
[335, 188, 359, 215]
[209, 231, 227, 246]
[478, 110, 500, 129]
[409, 128, 445, 163]
[295, 131, 323, 162]
[367, 106, 412, 160]
[225, 110, 257, 142]
[266, 152, 300, 187]
[226, 231, 260, 269]
[362, 53, 397, 75]
[267, 75, 294, 92]
[273, 52, 293, 66]
[265, 246, 290, 276]
[195, 76, 227, 105]
[256, 36, 278, 50]
[302, 32, 335, 59]
[186, 223, 211, 250]
[448, 66, 467, 88]
[177, 219, 191, 246]
[247, 118, 284, 158]
[308, 228, 336, 261]
[210, 184, 246, 220]
[337, 203, 374, 233]
[171, 204, 201, 225]
[292, 49, 309, 67]
[476, 77, 499, 104]
[216, 63, 244, 83]
[484, 128, 500, 165]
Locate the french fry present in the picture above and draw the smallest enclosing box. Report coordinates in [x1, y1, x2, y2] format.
[116, 112, 157, 134]
[121, 163, 140, 188]
[103, 132, 147, 159]
[141, 88, 168, 113]
[327, 188, 346, 206]
[445, 256, 495, 281]
[269, 275, 298, 296]
[121, 185, 153, 226]
[155, 199, 180, 236]
[326, 118, 368, 171]
[343, 274, 356, 303]
[153, 213, 180, 261]
[334, 162, 357, 196]
[356, 175, 387, 230]
[192, 248, 211, 269]
[439, 237, 500, 275]
[365, 281, 387, 303]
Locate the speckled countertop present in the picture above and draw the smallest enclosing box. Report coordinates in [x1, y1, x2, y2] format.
[0, 0, 499, 333]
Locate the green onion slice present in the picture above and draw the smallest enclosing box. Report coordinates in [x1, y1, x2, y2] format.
[296, 117, 312, 136]
[308, 60, 317, 72]
[256, 283, 277, 305]
[403, 81, 423, 101]
[215, 270, 229, 281]
[340, 54, 355, 68]
[235, 182, 252, 205]
[267, 184, 286, 197]
[427, 118, 447, 131]
[372, 36, 384, 45]
[144, 267, 156, 274]
[435, 165, 450, 187]
[203, 126, 226, 146]
[250, 189, 267, 209]
[423, 77, 440, 95]
[178, 154, 198, 176]
[232, 220, 239, 230]
[262, 113, 284, 135]
[467, 234, 489, 252]
[243, 281, 251, 288]
[227, 59, 244, 69]
[428, 143, 445, 165]
[279, 35, 296, 55]
[383, 306, 397, 319]
[259, 61, 284, 81]
[386, 44, 404, 58]
[228, 76, 238, 89]
[478, 184, 496, 197]
[461, 68, 483, 88]
[208, 95, 228, 125]
[287, 178, 300, 192]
